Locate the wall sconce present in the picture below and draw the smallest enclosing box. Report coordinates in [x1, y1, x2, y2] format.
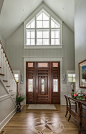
[63, 74, 66, 81]
[21, 74, 23, 83]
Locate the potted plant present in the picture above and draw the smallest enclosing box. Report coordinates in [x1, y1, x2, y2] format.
[16, 95, 25, 112]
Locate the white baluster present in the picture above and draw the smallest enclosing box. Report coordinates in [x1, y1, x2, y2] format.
[1, 50, 3, 74]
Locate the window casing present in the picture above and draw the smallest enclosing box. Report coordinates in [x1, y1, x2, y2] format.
[67, 70, 75, 84]
[25, 8, 62, 48]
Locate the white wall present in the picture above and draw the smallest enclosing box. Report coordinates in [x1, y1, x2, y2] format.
[0, 79, 16, 131]
[5, 21, 74, 104]
[0, 33, 6, 50]
[75, 0, 86, 92]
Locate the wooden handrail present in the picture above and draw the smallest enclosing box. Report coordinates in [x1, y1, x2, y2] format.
[0, 40, 16, 83]
[17, 82, 19, 97]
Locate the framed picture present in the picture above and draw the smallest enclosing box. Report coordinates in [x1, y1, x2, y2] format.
[79, 59, 86, 88]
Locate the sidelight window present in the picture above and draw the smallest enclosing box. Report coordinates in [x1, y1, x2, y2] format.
[28, 79, 33, 92]
[53, 79, 58, 92]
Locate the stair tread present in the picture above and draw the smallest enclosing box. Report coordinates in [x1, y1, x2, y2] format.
[0, 73, 5, 76]
[11, 94, 14, 96]
[3, 80, 8, 82]
[9, 90, 13, 92]
[6, 86, 10, 87]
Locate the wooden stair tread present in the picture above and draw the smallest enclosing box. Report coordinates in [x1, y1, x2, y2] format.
[11, 94, 14, 96]
[3, 80, 8, 82]
[0, 73, 5, 76]
[9, 90, 13, 92]
[6, 86, 10, 87]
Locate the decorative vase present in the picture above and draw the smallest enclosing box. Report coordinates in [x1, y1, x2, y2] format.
[16, 102, 21, 112]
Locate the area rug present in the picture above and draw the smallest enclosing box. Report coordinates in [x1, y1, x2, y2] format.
[27, 104, 56, 110]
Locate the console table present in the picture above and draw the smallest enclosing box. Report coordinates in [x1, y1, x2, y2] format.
[64, 94, 86, 134]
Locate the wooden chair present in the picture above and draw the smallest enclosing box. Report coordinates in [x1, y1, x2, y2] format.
[64, 94, 69, 117]
[68, 97, 86, 134]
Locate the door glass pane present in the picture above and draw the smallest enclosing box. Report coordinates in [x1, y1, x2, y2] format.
[53, 63, 58, 67]
[41, 79, 45, 92]
[28, 79, 33, 92]
[53, 79, 58, 92]
[28, 63, 33, 67]
[38, 63, 48, 67]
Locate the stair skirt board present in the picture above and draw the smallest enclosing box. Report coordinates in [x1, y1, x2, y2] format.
[0, 108, 16, 131]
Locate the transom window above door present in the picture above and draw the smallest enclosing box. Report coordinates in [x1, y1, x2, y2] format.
[24, 6, 62, 49]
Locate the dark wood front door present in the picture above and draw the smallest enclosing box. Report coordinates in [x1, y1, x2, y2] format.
[36, 69, 49, 104]
[26, 62, 60, 104]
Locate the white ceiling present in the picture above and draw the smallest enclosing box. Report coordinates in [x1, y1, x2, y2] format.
[0, 0, 74, 39]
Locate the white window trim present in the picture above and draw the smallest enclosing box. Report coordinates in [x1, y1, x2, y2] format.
[24, 3, 62, 49]
[67, 70, 75, 85]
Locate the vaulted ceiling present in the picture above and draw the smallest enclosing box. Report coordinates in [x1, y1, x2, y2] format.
[0, 0, 74, 39]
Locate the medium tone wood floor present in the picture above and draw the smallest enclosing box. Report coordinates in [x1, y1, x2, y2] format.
[0, 105, 86, 134]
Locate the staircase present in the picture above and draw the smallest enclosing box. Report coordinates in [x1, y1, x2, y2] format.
[0, 40, 17, 131]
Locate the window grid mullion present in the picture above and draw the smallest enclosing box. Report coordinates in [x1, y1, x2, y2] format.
[40, 12, 43, 45]
[30, 31, 31, 45]
[35, 16, 36, 45]
[42, 31, 43, 45]
[49, 16, 51, 45]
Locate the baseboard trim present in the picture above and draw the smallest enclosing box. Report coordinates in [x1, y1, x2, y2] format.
[0, 108, 16, 131]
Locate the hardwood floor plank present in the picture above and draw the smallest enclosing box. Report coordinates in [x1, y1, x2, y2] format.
[1, 105, 86, 134]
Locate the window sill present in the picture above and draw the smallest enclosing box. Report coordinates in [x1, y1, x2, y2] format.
[24, 45, 62, 49]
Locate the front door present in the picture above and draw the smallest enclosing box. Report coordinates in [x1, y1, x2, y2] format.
[26, 62, 60, 104]
[36, 68, 49, 104]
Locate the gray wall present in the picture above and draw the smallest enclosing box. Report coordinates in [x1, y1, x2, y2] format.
[6, 22, 74, 85]
[75, 0, 86, 92]
[0, 33, 6, 50]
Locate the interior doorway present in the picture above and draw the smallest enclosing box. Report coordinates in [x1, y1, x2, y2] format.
[26, 62, 60, 104]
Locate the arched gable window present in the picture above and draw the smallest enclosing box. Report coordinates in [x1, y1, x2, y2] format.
[24, 4, 62, 49]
